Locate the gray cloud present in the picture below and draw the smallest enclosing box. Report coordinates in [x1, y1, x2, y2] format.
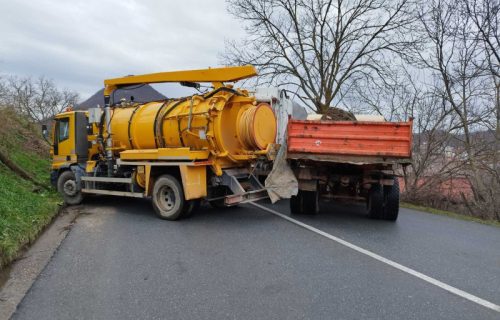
[0, 0, 244, 99]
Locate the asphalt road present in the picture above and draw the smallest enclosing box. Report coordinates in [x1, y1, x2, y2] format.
[12, 197, 500, 320]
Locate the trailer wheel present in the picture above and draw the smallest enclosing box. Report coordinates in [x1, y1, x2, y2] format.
[291, 189, 319, 215]
[152, 175, 186, 220]
[302, 190, 319, 214]
[382, 178, 400, 221]
[57, 170, 83, 205]
[367, 184, 384, 219]
[290, 194, 303, 214]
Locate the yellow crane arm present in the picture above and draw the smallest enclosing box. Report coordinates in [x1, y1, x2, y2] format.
[103, 65, 257, 96]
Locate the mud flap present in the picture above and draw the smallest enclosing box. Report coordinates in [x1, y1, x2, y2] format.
[264, 139, 298, 203]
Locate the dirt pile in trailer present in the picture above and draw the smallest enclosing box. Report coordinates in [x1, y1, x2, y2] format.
[321, 107, 356, 121]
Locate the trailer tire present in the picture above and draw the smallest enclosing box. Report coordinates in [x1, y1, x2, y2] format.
[382, 178, 400, 221]
[57, 170, 83, 205]
[152, 175, 186, 220]
[290, 194, 303, 214]
[291, 189, 319, 215]
[302, 190, 319, 215]
[367, 184, 384, 219]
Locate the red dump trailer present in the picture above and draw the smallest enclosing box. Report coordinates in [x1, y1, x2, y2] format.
[287, 119, 413, 220]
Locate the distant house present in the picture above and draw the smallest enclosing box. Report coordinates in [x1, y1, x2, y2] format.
[76, 84, 166, 110]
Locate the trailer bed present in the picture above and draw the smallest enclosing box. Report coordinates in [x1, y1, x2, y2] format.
[287, 119, 413, 164]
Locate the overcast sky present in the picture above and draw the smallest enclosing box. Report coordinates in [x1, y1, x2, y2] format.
[0, 0, 245, 100]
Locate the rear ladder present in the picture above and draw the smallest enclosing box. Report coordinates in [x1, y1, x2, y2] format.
[218, 168, 268, 205]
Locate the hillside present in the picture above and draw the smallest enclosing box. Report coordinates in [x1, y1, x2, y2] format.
[0, 107, 60, 269]
[76, 84, 166, 110]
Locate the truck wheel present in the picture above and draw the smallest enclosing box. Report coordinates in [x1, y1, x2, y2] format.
[382, 178, 400, 221]
[302, 190, 319, 214]
[152, 175, 186, 220]
[367, 184, 383, 219]
[290, 194, 303, 214]
[182, 199, 200, 218]
[57, 170, 83, 205]
[208, 186, 230, 209]
[209, 200, 225, 209]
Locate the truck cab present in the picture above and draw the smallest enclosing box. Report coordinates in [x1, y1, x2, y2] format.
[49, 111, 90, 186]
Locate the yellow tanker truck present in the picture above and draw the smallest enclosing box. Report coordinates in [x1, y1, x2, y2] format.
[48, 65, 277, 220]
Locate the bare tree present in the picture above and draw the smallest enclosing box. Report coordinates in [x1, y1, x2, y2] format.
[223, 0, 417, 113]
[464, 0, 499, 77]
[0, 77, 6, 106]
[401, 89, 464, 206]
[351, 65, 423, 121]
[463, 0, 500, 211]
[4, 76, 79, 122]
[411, 0, 500, 219]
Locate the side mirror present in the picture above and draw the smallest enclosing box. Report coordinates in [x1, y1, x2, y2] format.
[42, 124, 48, 139]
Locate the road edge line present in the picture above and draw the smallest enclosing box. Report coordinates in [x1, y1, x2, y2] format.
[251, 202, 500, 313]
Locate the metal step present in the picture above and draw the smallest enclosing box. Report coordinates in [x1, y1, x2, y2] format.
[220, 169, 268, 205]
[81, 176, 132, 183]
[224, 189, 269, 206]
[82, 188, 144, 198]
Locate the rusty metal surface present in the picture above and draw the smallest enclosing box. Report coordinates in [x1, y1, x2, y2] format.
[287, 119, 413, 161]
[286, 152, 412, 165]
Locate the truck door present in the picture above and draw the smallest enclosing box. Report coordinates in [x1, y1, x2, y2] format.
[74, 112, 89, 162]
[53, 116, 72, 161]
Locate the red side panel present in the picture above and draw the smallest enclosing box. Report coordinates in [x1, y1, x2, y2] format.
[287, 119, 413, 158]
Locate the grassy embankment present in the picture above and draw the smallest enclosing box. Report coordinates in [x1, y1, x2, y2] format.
[401, 202, 500, 227]
[0, 108, 60, 269]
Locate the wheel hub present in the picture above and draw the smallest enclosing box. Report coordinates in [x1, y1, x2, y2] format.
[63, 180, 77, 196]
[159, 186, 176, 212]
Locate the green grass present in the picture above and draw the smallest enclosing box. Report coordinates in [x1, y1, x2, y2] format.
[8, 148, 51, 182]
[0, 113, 50, 183]
[401, 202, 500, 228]
[0, 108, 61, 268]
[0, 165, 60, 267]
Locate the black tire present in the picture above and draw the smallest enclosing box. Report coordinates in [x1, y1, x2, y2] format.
[367, 184, 384, 219]
[291, 188, 319, 215]
[152, 175, 186, 220]
[302, 190, 319, 214]
[183, 199, 201, 218]
[290, 193, 303, 214]
[209, 199, 226, 209]
[57, 170, 83, 205]
[208, 186, 231, 209]
[382, 178, 400, 221]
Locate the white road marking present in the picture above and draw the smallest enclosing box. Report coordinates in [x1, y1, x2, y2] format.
[250, 202, 500, 313]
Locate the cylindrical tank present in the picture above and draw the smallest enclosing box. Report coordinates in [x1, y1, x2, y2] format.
[109, 87, 276, 166]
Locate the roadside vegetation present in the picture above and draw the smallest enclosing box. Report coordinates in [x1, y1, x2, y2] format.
[401, 202, 500, 228]
[0, 107, 60, 269]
